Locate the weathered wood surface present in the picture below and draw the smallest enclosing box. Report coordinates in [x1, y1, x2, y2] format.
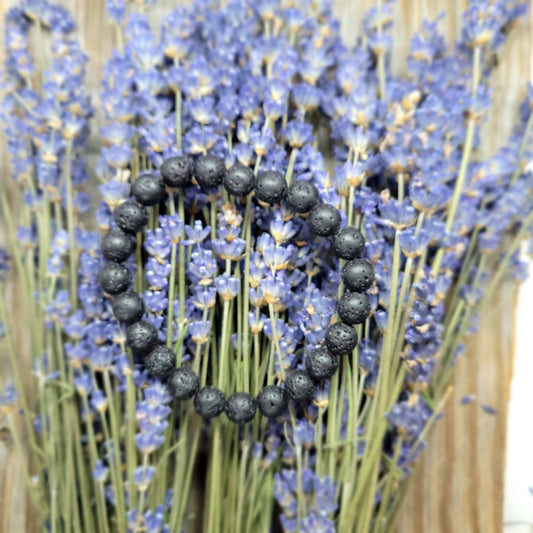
[0, 0, 531, 531]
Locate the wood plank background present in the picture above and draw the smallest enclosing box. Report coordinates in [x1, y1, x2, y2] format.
[0, 0, 531, 531]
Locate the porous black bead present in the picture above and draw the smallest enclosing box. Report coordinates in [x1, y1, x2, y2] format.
[223, 163, 255, 197]
[308, 204, 342, 237]
[194, 154, 225, 188]
[168, 367, 200, 400]
[113, 201, 149, 234]
[332, 226, 365, 260]
[256, 385, 288, 418]
[161, 155, 192, 188]
[305, 347, 339, 382]
[126, 321, 158, 354]
[285, 370, 315, 402]
[143, 345, 175, 381]
[111, 291, 145, 324]
[225, 392, 257, 423]
[342, 258, 375, 292]
[97, 263, 131, 295]
[337, 292, 371, 325]
[325, 322, 358, 356]
[254, 170, 287, 205]
[194, 386, 225, 419]
[131, 173, 165, 206]
[286, 181, 319, 213]
[101, 230, 134, 263]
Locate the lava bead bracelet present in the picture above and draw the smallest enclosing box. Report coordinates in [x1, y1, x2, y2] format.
[97, 154, 375, 424]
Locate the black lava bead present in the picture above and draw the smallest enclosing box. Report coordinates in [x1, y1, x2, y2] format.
[337, 292, 371, 325]
[101, 230, 134, 263]
[308, 204, 342, 237]
[111, 291, 145, 325]
[168, 367, 200, 400]
[256, 385, 288, 418]
[342, 258, 375, 292]
[126, 321, 158, 354]
[194, 154, 225, 188]
[161, 155, 192, 188]
[225, 392, 257, 424]
[143, 344, 175, 381]
[332, 226, 365, 260]
[325, 322, 358, 357]
[97, 263, 131, 295]
[254, 170, 287, 205]
[286, 181, 320, 213]
[223, 163, 255, 197]
[285, 370, 315, 402]
[305, 348, 339, 382]
[131, 173, 165, 206]
[113, 201, 149, 234]
[194, 386, 225, 419]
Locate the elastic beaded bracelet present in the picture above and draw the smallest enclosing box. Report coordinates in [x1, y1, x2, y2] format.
[97, 154, 374, 423]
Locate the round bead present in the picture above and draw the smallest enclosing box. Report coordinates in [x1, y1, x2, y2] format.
[337, 292, 371, 325]
[332, 226, 365, 260]
[168, 367, 200, 400]
[111, 291, 145, 325]
[286, 181, 319, 213]
[325, 322, 358, 357]
[308, 204, 342, 237]
[126, 321, 158, 354]
[131, 174, 165, 206]
[97, 263, 131, 295]
[342, 259, 375, 292]
[194, 386, 225, 419]
[143, 345, 175, 381]
[254, 170, 287, 205]
[113, 201, 149, 234]
[256, 385, 288, 418]
[225, 392, 257, 424]
[305, 348, 339, 382]
[194, 154, 225, 189]
[101, 230, 134, 263]
[285, 370, 315, 402]
[161, 155, 192, 188]
[223, 163, 255, 197]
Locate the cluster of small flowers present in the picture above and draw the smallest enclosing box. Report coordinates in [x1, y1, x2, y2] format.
[3, 2, 92, 214]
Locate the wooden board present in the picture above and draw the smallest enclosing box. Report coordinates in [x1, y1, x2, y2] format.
[0, 1, 531, 531]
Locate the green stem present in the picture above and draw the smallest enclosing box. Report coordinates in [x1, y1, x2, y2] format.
[177, 195, 186, 365]
[218, 299, 231, 389]
[174, 57, 183, 150]
[167, 242, 178, 347]
[284, 148, 298, 185]
[102, 371, 127, 531]
[235, 440, 251, 533]
[81, 395, 110, 533]
[432, 46, 481, 276]
[207, 421, 222, 533]
[64, 139, 77, 307]
[373, 435, 405, 532]
[267, 303, 286, 382]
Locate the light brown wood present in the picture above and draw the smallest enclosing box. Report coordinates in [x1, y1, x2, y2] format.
[0, 1, 530, 531]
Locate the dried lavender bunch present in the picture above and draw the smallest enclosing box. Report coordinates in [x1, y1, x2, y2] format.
[1, 0, 532, 532]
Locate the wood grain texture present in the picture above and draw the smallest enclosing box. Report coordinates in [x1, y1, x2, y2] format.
[0, 0, 531, 531]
